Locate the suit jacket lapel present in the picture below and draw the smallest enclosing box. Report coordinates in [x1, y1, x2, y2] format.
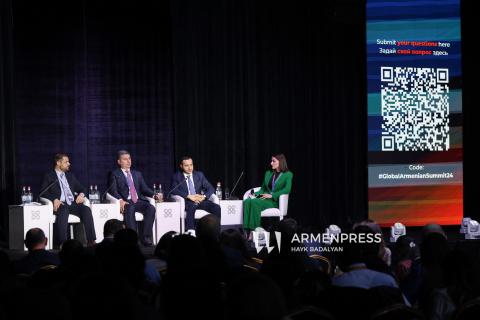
[264, 171, 273, 192]
[131, 170, 138, 191]
[272, 173, 284, 192]
[117, 169, 129, 192]
[177, 172, 189, 195]
[52, 170, 61, 194]
[65, 172, 73, 191]
[193, 172, 200, 194]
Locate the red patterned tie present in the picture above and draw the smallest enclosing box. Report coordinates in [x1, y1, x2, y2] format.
[126, 170, 138, 203]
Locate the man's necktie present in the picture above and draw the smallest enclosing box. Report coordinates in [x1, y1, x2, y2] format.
[126, 170, 139, 203]
[187, 175, 195, 195]
[60, 173, 74, 205]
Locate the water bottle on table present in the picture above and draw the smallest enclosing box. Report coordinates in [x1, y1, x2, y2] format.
[216, 182, 222, 200]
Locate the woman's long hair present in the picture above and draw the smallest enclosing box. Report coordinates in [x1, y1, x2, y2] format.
[273, 153, 289, 172]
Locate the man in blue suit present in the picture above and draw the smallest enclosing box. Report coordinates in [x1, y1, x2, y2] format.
[40, 153, 96, 247]
[170, 156, 221, 232]
[108, 150, 159, 246]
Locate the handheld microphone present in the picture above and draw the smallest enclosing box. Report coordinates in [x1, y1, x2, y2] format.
[228, 171, 244, 200]
[166, 175, 189, 201]
[37, 179, 59, 202]
[102, 174, 117, 203]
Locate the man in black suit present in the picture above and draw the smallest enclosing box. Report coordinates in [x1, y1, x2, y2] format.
[170, 156, 221, 232]
[108, 150, 159, 246]
[40, 153, 96, 247]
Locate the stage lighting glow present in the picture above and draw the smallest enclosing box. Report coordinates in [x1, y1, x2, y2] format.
[390, 222, 406, 242]
[465, 220, 480, 240]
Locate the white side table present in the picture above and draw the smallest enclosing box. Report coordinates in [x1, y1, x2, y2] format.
[220, 200, 243, 226]
[155, 201, 181, 241]
[9, 204, 53, 250]
[91, 203, 121, 242]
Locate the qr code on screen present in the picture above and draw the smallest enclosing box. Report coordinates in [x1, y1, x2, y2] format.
[381, 67, 450, 151]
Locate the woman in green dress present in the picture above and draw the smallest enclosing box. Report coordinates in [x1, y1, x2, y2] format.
[243, 153, 293, 232]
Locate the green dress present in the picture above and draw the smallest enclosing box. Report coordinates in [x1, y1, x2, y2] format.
[243, 170, 293, 230]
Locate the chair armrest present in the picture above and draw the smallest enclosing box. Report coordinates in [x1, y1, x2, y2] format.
[171, 195, 185, 214]
[145, 196, 155, 206]
[278, 194, 289, 216]
[243, 187, 261, 200]
[83, 197, 91, 207]
[40, 197, 55, 223]
[171, 195, 184, 203]
[39, 197, 53, 208]
[106, 193, 120, 204]
[209, 194, 220, 204]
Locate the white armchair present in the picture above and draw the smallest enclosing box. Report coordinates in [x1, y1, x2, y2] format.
[171, 194, 220, 233]
[105, 193, 157, 242]
[242, 187, 289, 220]
[40, 196, 90, 248]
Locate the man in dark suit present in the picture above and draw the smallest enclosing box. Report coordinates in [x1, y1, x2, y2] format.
[40, 153, 96, 247]
[108, 150, 159, 246]
[170, 156, 221, 232]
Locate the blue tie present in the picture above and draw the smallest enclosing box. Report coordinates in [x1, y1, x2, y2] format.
[187, 175, 195, 195]
[60, 173, 74, 205]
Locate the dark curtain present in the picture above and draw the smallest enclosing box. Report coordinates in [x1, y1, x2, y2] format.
[171, 0, 367, 229]
[12, 0, 174, 204]
[0, 0, 16, 241]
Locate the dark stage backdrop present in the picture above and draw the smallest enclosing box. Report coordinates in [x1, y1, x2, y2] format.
[1, 0, 477, 240]
[11, 1, 175, 205]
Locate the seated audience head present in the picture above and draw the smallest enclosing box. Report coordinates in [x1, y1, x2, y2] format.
[353, 221, 391, 266]
[196, 214, 221, 242]
[220, 228, 249, 258]
[103, 218, 124, 238]
[154, 230, 177, 260]
[278, 218, 298, 243]
[25, 228, 48, 251]
[110, 228, 146, 288]
[167, 234, 207, 274]
[338, 225, 380, 272]
[113, 228, 139, 247]
[420, 231, 449, 268]
[354, 219, 382, 235]
[59, 239, 84, 262]
[393, 235, 418, 262]
[422, 223, 447, 239]
[354, 225, 381, 258]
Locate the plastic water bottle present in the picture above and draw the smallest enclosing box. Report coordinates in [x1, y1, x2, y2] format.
[157, 184, 163, 202]
[21, 186, 27, 204]
[94, 185, 100, 203]
[26, 186, 33, 204]
[153, 184, 159, 203]
[89, 185, 95, 203]
[216, 182, 222, 200]
[96, 185, 100, 203]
